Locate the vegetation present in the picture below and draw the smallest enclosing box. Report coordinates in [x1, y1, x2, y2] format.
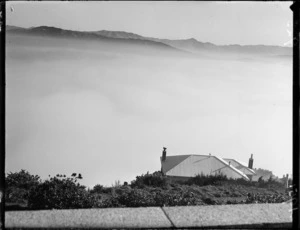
[131, 171, 169, 188]
[5, 169, 291, 211]
[5, 169, 41, 205]
[27, 174, 99, 210]
[185, 173, 229, 186]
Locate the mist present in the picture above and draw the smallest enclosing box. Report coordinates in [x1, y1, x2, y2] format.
[6, 33, 292, 187]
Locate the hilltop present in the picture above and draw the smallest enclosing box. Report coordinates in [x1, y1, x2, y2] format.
[6, 25, 292, 57]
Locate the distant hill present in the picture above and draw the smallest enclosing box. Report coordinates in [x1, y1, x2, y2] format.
[6, 25, 24, 31]
[6, 26, 181, 53]
[95, 30, 145, 40]
[6, 25, 292, 57]
[150, 38, 291, 56]
[91, 28, 291, 56]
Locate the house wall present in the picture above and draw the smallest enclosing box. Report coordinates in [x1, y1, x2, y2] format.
[166, 155, 246, 180]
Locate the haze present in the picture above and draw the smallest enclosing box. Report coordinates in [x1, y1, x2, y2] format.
[6, 2, 293, 187]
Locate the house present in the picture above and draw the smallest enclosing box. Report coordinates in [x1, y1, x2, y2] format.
[160, 147, 255, 181]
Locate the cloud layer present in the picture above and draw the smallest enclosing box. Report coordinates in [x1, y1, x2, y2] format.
[6, 34, 292, 186]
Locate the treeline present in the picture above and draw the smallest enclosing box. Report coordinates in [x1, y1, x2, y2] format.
[5, 170, 290, 210]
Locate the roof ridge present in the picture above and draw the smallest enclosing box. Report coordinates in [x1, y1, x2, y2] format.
[223, 158, 256, 175]
[214, 156, 250, 180]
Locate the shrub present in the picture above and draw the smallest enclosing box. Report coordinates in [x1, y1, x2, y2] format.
[5, 187, 28, 204]
[152, 189, 197, 206]
[27, 174, 96, 210]
[90, 184, 104, 194]
[117, 188, 155, 207]
[231, 192, 242, 197]
[203, 197, 217, 205]
[186, 173, 228, 187]
[227, 178, 253, 187]
[100, 196, 122, 208]
[213, 192, 222, 198]
[258, 176, 264, 184]
[226, 200, 240, 205]
[131, 171, 169, 188]
[99, 187, 113, 194]
[244, 192, 289, 204]
[255, 176, 286, 190]
[5, 169, 41, 204]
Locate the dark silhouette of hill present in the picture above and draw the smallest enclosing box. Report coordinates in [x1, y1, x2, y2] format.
[6, 26, 183, 53]
[6, 25, 24, 31]
[158, 38, 292, 56]
[92, 28, 292, 56]
[7, 25, 292, 57]
[95, 30, 145, 40]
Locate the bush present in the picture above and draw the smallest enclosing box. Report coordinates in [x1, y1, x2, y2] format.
[5, 169, 41, 204]
[226, 200, 240, 205]
[155, 190, 197, 206]
[8, 169, 291, 210]
[5, 187, 28, 204]
[244, 193, 289, 204]
[227, 178, 253, 187]
[90, 184, 104, 194]
[117, 188, 155, 207]
[131, 171, 169, 188]
[97, 187, 113, 194]
[203, 197, 218, 205]
[186, 173, 228, 186]
[27, 174, 97, 210]
[255, 176, 286, 190]
[99, 196, 122, 208]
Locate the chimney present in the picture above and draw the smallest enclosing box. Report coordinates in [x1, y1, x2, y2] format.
[248, 154, 254, 169]
[162, 147, 167, 161]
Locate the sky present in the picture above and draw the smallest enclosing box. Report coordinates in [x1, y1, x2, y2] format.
[7, 1, 293, 46]
[6, 1, 293, 187]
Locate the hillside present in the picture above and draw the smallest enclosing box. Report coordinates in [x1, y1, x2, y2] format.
[5, 170, 290, 211]
[6, 25, 292, 57]
[6, 25, 184, 54]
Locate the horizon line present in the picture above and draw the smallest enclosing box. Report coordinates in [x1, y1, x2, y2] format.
[6, 24, 293, 49]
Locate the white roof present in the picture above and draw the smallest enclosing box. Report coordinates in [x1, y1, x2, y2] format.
[161, 154, 250, 180]
[214, 156, 250, 180]
[223, 158, 255, 175]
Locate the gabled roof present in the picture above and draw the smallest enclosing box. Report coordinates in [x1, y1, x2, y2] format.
[223, 158, 255, 175]
[161, 154, 251, 180]
[214, 156, 249, 180]
[160, 155, 190, 174]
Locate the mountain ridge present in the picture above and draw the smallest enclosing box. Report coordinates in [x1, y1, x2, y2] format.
[6, 25, 292, 56]
[6, 25, 184, 53]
